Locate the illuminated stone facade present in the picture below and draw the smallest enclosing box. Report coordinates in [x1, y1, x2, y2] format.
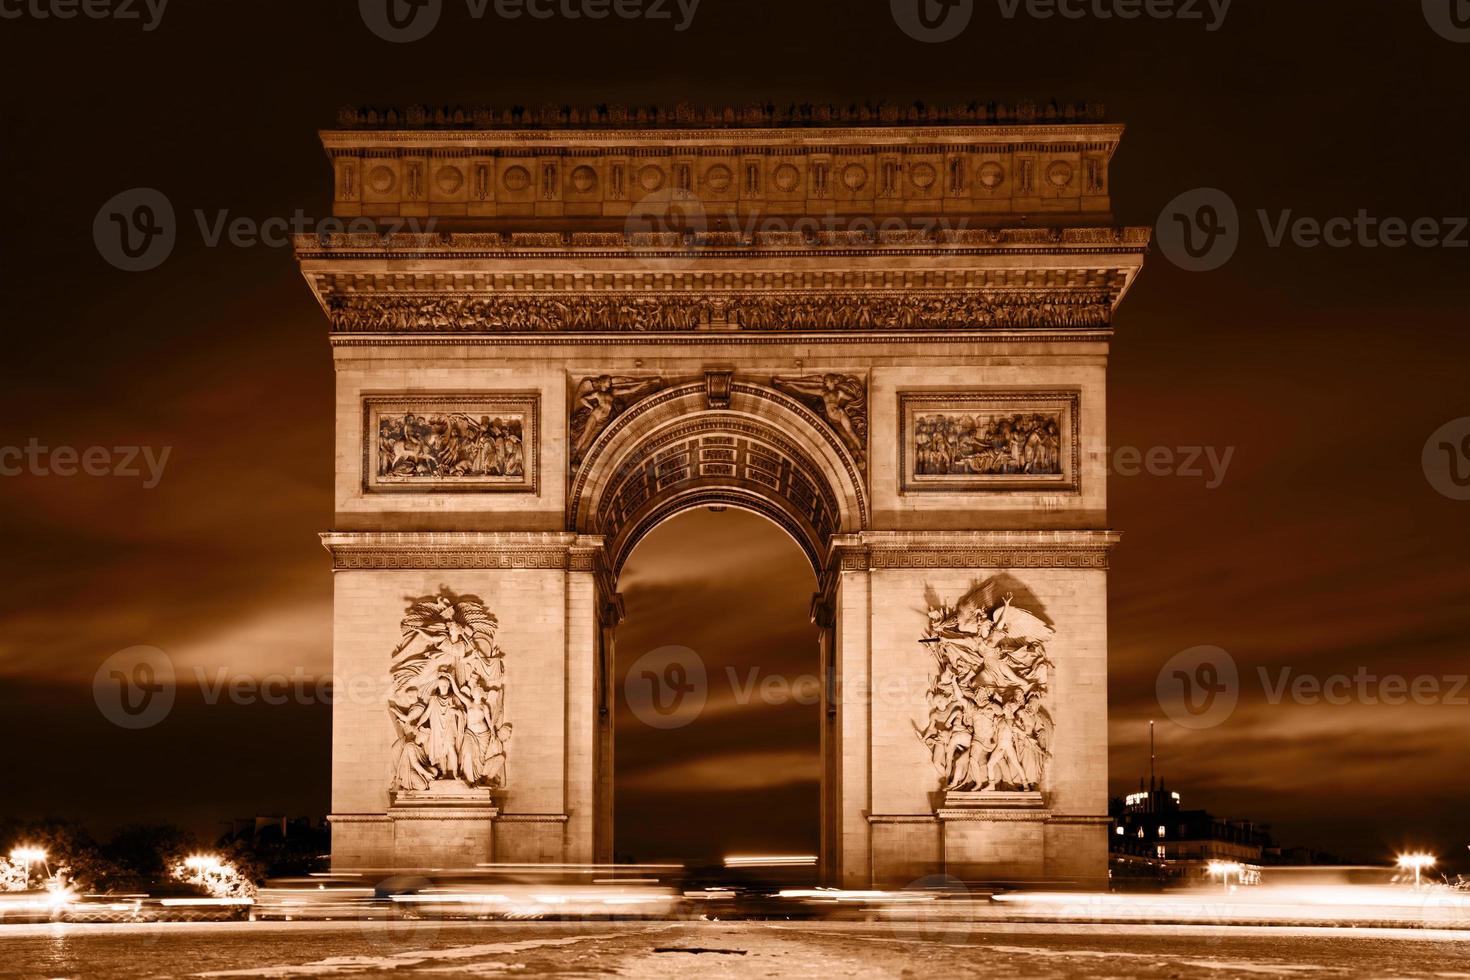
[297, 104, 1147, 886]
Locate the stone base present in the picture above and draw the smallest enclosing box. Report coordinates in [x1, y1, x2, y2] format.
[393, 784, 498, 806]
[384, 785, 500, 869]
[939, 792, 1049, 884]
[940, 791, 1045, 812]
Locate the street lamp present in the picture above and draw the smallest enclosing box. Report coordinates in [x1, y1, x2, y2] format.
[183, 854, 223, 873]
[1206, 860, 1244, 892]
[1397, 853, 1436, 888]
[9, 847, 47, 885]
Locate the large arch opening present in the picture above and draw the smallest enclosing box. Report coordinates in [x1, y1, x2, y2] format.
[611, 505, 822, 869]
[574, 382, 867, 879]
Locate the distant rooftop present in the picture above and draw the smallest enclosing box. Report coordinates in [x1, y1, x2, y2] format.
[334, 100, 1108, 131]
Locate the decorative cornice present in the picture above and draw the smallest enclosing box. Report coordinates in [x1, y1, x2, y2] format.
[385, 809, 500, 821]
[295, 227, 1150, 256]
[320, 531, 603, 571]
[938, 808, 1053, 822]
[824, 530, 1120, 577]
[323, 291, 1115, 334]
[297, 230, 1147, 336]
[327, 331, 1115, 347]
[332, 101, 1109, 132]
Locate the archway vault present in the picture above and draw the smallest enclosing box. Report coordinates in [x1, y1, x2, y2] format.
[569, 380, 870, 580]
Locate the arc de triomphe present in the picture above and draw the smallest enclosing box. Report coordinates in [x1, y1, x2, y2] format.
[294, 102, 1147, 888]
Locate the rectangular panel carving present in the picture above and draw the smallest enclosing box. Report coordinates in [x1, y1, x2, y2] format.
[898, 390, 1080, 494]
[363, 392, 539, 494]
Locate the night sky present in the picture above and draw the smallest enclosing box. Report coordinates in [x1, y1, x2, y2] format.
[2, 1, 1468, 870]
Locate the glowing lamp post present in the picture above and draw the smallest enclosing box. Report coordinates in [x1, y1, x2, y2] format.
[1206, 860, 1244, 893]
[184, 855, 223, 874]
[9, 847, 48, 886]
[1397, 853, 1436, 888]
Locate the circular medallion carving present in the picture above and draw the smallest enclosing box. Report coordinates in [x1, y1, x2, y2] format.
[910, 162, 938, 191]
[703, 164, 733, 192]
[502, 165, 532, 192]
[773, 163, 800, 192]
[978, 161, 1006, 190]
[434, 165, 464, 195]
[571, 165, 598, 193]
[1047, 161, 1075, 188]
[841, 163, 868, 191]
[367, 165, 396, 194]
[637, 165, 666, 192]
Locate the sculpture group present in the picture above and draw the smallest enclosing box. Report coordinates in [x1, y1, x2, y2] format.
[914, 412, 1062, 477]
[917, 586, 1055, 793]
[388, 591, 511, 794]
[378, 411, 526, 479]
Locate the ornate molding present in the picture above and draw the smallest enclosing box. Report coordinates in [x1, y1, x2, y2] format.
[937, 808, 1054, 822]
[568, 380, 870, 536]
[320, 532, 605, 571]
[323, 290, 1116, 334]
[332, 101, 1110, 131]
[824, 531, 1120, 578]
[297, 228, 1150, 255]
[328, 330, 1115, 347]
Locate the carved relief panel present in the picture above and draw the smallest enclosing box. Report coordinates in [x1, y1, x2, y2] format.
[898, 390, 1080, 493]
[364, 392, 540, 494]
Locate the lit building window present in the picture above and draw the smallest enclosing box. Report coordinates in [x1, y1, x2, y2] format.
[1157, 825, 1167, 838]
[1115, 826, 1124, 836]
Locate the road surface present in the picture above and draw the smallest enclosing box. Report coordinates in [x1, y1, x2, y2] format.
[4, 919, 1470, 978]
